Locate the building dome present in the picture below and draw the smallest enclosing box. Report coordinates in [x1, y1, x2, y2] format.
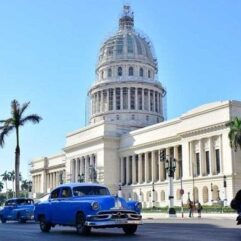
[88, 6, 166, 130]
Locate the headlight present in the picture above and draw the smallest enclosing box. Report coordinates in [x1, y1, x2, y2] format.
[91, 201, 99, 211]
[135, 202, 142, 210]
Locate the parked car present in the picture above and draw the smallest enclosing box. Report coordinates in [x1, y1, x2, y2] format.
[0, 198, 35, 223]
[34, 183, 142, 235]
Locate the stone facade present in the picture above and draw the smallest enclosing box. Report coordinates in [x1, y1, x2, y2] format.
[30, 6, 241, 207]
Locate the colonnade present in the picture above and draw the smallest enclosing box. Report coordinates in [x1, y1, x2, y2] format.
[32, 174, 41, 193]
[91, 87, 162, 115]
[46, 170, 65, 191]
[70, 154, 96, 182]
[120, 146, 182, 186]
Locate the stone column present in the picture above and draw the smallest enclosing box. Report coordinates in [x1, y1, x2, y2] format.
[126, 156, 130, 185]
[199, 140, 204, 176]
[85, 156, 90, 182]
[138, 154, 142, 183]
[100, 90, 104, 112]
[120, 157, 125, 185]
[135, 88, 138, 110]
[75, 159, 78, 182]
[148, 89, 151, 111]
[132, 155, 136, 184]
[151, 151, 156, 182]
[113, 87, 116, 110]
[153, 91, 156, 113]
[128, 87, 131, 110]
[120, 87, 123, 110]
[145, 152, 149, 183]
[142, 88, 144, 111]
[107, 88, 109, 111]
[80, 157, 84, 175]
[209, 137, 214, 175]
[174, 146, 179, 179]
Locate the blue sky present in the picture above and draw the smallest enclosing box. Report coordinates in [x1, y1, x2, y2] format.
[0, 0, 241, 179]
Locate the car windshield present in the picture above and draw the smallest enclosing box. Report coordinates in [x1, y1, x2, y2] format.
[5, 199, 33, 206]
[73, 186, 110, 197]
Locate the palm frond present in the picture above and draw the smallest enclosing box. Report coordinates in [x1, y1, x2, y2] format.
[0, 126, 14, 147]
[20, 114, 42, 126]
[20, 101, 30, 116]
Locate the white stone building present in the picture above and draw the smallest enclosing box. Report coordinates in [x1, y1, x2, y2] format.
[30, 6, 241, 207]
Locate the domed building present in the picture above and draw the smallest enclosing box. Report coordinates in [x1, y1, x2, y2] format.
[89, 6, 165, 128]
[30, 6, 241, 209]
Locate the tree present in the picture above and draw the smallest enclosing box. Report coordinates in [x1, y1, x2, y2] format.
[0, 181, 4, 192]
[9, 170, 15, 194]
[226, 117, 241, 151]
[0, 100, 42, 196]
[1, 171, 10, 196]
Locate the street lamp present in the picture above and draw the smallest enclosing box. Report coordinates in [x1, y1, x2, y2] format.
[152, 182, 155, 209]
[165, 157, 177, 217]
[223, 175, 227, 206]
[78, 173, 85, 183]
[139, 188, 142, 202]
[211, 183, 213, 204]
[28, 181, 32, 198]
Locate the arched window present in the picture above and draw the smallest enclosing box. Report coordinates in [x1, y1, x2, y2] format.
[139, 67, 143, 77]
[107, 68, 112, 77]
[129, 66, 134, 76]
[118, 67, 122, 76]
[148, 70, 151, 78]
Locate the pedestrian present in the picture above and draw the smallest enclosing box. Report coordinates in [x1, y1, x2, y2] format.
[230, 190, 241, 225]
[197, 201, 202, 218]
[188, 200, 194, 218]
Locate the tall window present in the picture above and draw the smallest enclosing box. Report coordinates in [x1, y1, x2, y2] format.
[116, 37, 123, 55]
[130, 87, 135, 110]
[139, 67, 143, 77]
[123, 87, 128, 109]
[127, 35, 134, 53]
[138, 88, 142, 110]
[128, 66, 134, 76]
[108, 89, 113, 110]
[118, 67, 122, 76]
[116, 88, 120, 110]
[205, 151, 210, 175]
[215, 149, 221, 174]
[148, 70, 151, 78]
[155, 92, 158, 112]
[107, 68, 112, 77]
[196, 153, 200, 176]
[123, 157, 126, 185]
[103, 90, 107, 112]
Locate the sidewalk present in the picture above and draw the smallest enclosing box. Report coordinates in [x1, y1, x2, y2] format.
[142, 212, 237, 220]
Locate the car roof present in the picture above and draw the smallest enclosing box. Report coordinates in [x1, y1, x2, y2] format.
[53, 182, 108, 190]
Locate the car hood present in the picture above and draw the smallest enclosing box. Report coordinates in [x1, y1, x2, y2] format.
[74, 195, 128, 210]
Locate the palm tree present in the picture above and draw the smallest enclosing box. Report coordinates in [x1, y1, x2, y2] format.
[1, 171, 10, 195]
[9, 170, 15, 194]
[21, 179, 30, 197]
[0, 100, 42, 196]
[0, 181, 4, 192]
[226, 117, 241, 151]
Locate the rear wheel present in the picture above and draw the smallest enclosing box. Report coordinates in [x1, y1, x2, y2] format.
[0, 216, 6, 224]
[123, 225, 138, 235]
[39, 216, 51, 232]
[76, 212, 91, 235]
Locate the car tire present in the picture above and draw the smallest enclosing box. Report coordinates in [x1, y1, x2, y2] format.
[76, 212, 91, 235]
[39, 216, 51, 232]
[0, 216, 6, 224]
[123, 225, 138, 235]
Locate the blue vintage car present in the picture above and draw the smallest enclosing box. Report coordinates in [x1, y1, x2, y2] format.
[34, 183, 142, 235]
[0, 198, 35, 223]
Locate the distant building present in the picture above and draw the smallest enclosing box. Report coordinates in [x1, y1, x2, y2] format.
[30, 6, 241, 207]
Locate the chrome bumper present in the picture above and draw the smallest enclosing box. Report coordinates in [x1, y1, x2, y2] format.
[85, 219, 142, 227]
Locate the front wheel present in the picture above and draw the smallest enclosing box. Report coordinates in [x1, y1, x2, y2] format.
[0, 216, 6, 224]
[17, 213, 26, 223]
[39, 216, 51, 232]
[123, 225, 138, 235]
[76, 213, 91, 235]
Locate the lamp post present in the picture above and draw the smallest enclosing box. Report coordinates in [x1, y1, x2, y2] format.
[28, 181, 32, 198]
[211, 183, 213, 204]
[223, 175, 227, 206]
[165, 157, 177, 217]
[139, 188, 142, 203]
[152, 182, 155, 209]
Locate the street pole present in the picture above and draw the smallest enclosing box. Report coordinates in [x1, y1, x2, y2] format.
[152, 182, 155, 209]
[223, 175, 227, 206]
[180, 176, 184, 218]
[166, 157, 176, 217]
[118, 183, 122, 197]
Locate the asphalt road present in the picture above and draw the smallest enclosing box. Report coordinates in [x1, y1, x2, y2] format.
[0, 218, 240, 241]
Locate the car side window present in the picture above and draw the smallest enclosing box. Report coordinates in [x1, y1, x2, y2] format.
[60, 187, 72, 198]
[50, 188, 61, 199]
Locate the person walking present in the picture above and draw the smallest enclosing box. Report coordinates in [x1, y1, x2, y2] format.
[188, 200, 194, 218]
[197, 201, 203, 218]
